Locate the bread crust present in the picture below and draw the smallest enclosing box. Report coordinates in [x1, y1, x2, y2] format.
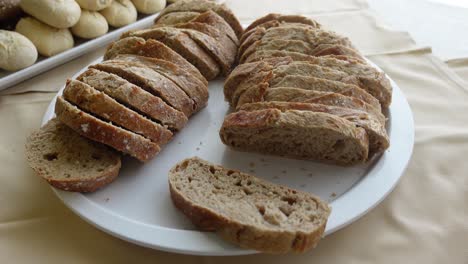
[244, 13, 321, 33]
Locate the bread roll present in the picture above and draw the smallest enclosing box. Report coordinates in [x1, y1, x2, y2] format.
[0, 30, 37, 71]
[20, 0, 81, 29]
[16, 17, 74, 57]
[75, 0, 113, 11]
[100, 0, 137, 28]
[71, 10, 108, 39]
[131, 0, 166, 14]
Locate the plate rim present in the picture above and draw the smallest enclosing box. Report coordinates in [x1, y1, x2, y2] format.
[41, 58, 414, 256]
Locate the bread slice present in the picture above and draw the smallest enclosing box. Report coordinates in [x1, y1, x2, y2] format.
[155, 0, 243, 38]
[244, 49, 364, 65]
[238, 102, 389, 156]
[156, 11, 200, 25]
[240, 20, 320, 45]
[112, 54, 209, 113]
[168, 157, 331, 253]
[220, 108, 369, 165]
[238, 86, 386, 125]
[224, 57, 293, 105]
[91, 61, 195, 117]
[244, 13, 321, 33]
[122, 27, 220, 80]
[159, 24, 235, 75]
[190, 10, 239, 46]
[240, 27, 354, 63]
[270, 75, 381, 110]
[63, 79, 173, 145]
[104, 37, 207, 86]
[25, 118, 121, 192]
[55, 97, 160, 162]
[77, 69, 188, 131]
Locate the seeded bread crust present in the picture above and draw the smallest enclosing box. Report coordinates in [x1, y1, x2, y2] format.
[156, 11, 200, 25]
[168, 157, 331, 253]
[63, 79, 173, 145]
[25, 118, 121, 192]
[220, 109, 369, 165]
[55, 97, 160, 162]
[104, 37, 207, 86]
[155, 0, 243, 38]
[77, 69, 188, 131]
[239, 102, 389, 156]
[91, 61, 195, 117]
[122, 27, 220, 80]
[112, 54, 209, 113]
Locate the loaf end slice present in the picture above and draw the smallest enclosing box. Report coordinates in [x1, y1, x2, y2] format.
[25, 118, 121, 192]
[168, 157, 331, 253]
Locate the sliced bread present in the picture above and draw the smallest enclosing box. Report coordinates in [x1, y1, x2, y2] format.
[77, 68, 188, 131]
[190, 10, 239, 45]
[155, 0, 243, 38]
[220, 108, 369, 165]
[55, 97, 160, 162]
[63, 79, 173, 145]
[122, 27, 220, 80]
[238, 102, 389, 156]
[244, 13, 321, 33]
[25, 118, 121, 192]
[91, 61, 195, 117]
[112, 54, 209, 113]
[104, 37, 207, 86]
[168, 156, 331, 253]
[156, 11, 200, 25]
[244, 48, 364, 64]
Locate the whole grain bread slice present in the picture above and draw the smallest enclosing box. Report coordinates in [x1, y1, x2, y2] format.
[155, 0, 243, 38]
[240, 20, 319, 45]
[55, 97, 160, 162]
[91, 61, 195, 117]
[238, 86, 386, 125]
[239, 27, 355, 63]
[220, 108, 369, 165]
[168, 156, 331, 253]
[104, 37, 207, 86]
[244, 13, 321, 33]
[157, 24, 236, 74]
[244, 49, 364, 65]
[25, 118, 121, 192]
[189, 10, 239, 46]
[122, 27, 220, 80]
[156, 11, 200, 25]
[271, 75, 381, 110]
[112, 54, 209, 113]
[239, 102, 389, 156]
[63, 79, 173, 145]
[77, 69, 187, 131]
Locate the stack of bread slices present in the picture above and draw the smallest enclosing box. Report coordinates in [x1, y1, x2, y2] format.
[220, 14, 392, 166]
[26, 0, 242, 192]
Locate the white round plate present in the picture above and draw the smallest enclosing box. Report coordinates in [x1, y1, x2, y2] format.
[42, 57, 414, 256]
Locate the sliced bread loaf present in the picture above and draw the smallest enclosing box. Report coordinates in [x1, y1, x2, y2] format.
[112, 54, 209, 113]
[190, 10, 239, 45]
[238, 102, 389, 156]
[122, 27, 220, 80]
[77, 69, 188, 131]
[244, 48, 364, 64]
[156, 11, 200, 25]
[91, 61, 195, 117]
[104, 37, 207, 86]
[220, 108, 369, 165]
[55, 97, 160, 162]
[168, 157, 331, 253]
[25, 118, 121, 192]
[155, 0, 243, 38]
[63, 79, 173, 145]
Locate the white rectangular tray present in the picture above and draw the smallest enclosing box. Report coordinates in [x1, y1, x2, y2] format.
[0, 13, 159, 91]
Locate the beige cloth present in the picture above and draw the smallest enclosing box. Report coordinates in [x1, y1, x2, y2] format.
[1, 1, 467, 263]
[446, 58, 468, 85]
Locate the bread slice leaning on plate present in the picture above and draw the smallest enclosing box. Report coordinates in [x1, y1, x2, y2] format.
[168, 157, 331, 253]
[25, 118, 121, 192]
